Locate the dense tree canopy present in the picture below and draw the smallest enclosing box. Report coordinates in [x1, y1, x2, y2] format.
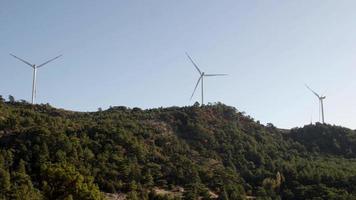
[0, 98, 355, 199]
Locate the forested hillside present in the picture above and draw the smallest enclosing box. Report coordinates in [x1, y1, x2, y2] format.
[0, 97, 355, 200]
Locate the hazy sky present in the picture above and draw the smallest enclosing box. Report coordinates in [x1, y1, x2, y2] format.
[1, 1, 356, 129]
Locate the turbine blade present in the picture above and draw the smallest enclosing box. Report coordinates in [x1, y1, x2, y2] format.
[305, 84, 320, 98]
[37, 55, 62, 68]
[10, 54, 34, 68]
[190, 75, 202, 100]
[204, 73, 228, 77]
[185, 52, 202, 75]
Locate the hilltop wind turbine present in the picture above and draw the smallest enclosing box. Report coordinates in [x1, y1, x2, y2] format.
[10, 53, 62, 104]
[186, 53, 227, 105]
[305, 84, 326, 124]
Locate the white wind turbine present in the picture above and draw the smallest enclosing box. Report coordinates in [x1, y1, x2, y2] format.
[305, 84, 326, 124]
[186, 53, 227, 105]
[10, 53, 62, 104]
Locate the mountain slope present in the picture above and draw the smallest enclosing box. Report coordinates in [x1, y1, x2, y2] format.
[0, 99, 355, 200]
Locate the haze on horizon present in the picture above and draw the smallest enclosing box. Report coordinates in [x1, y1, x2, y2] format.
[1, 1, 355, 129]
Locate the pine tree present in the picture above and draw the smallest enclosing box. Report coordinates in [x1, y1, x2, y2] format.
[218, 188, 229, 200]
[0, 168, 10, 197]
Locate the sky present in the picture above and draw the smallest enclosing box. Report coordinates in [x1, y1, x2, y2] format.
[1, 1, 356, 129]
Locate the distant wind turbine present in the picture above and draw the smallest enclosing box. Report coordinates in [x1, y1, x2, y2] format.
[186, 53, 227, 105]
[305, 84, 326, 124]
[10, 53, 62, 104]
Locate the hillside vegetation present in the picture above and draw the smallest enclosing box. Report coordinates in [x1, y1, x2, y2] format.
[0, 97, 355, 200]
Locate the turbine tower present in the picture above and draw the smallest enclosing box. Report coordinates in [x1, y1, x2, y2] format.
[186, 53, 227, 105]
[305, 84, 326, 124]
[10, 53, 62, 104]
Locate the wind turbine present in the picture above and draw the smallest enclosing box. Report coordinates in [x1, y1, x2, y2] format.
[305, 84, 326, 124]
[186, 53, 227, 105]
[10, 53, 62, 104]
